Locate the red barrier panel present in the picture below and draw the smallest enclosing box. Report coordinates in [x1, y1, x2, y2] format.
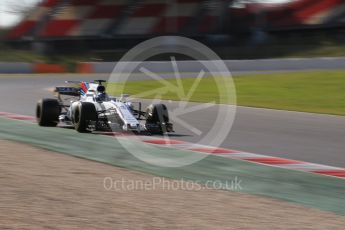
[34, 63, 67, 73]
[76, 63, 93, 73]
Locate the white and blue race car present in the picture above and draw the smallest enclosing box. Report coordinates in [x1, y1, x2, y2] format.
[36, 80, 173, 134]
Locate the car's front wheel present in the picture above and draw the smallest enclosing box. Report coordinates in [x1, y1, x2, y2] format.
[74, 102, 97, 133]
[145, 104, 173, 134]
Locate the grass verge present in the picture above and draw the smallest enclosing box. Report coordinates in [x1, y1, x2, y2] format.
[108, 71, 345, 116]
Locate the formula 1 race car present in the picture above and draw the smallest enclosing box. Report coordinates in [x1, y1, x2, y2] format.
[36, 80, 174, 134]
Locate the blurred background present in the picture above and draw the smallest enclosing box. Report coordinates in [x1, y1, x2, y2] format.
[1, 0, 345, 67]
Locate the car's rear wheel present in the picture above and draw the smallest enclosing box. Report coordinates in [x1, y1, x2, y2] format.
[74, 102, 97, 133]
[36, 99, 60, 127]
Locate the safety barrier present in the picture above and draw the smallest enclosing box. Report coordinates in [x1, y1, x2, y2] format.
[76, 58, 345, 74]
[0, 63, 67, 74]
[33, 63, 67, 73]
[2, 58, 345, 74]
[0, 62, 33, 74]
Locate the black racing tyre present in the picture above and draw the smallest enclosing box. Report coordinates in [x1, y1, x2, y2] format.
[36, 99, 60, 127]
[145, 104, 169, 123]
[145, 104, 170, 134]
[74, 102, 97, 133]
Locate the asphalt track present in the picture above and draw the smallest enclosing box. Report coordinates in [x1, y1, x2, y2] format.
[0, 74, 345, 168]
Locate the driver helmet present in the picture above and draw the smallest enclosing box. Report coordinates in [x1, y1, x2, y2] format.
[96, 85, 108, 101]
[97, 85, 106, 93]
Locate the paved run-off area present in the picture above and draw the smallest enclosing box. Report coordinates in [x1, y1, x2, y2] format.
[1, 140, 345, 229]
[0, 117, 344, 215]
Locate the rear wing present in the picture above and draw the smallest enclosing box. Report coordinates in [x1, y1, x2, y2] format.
[54, 80, 107, 97]
[55, 87, 80, 96]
